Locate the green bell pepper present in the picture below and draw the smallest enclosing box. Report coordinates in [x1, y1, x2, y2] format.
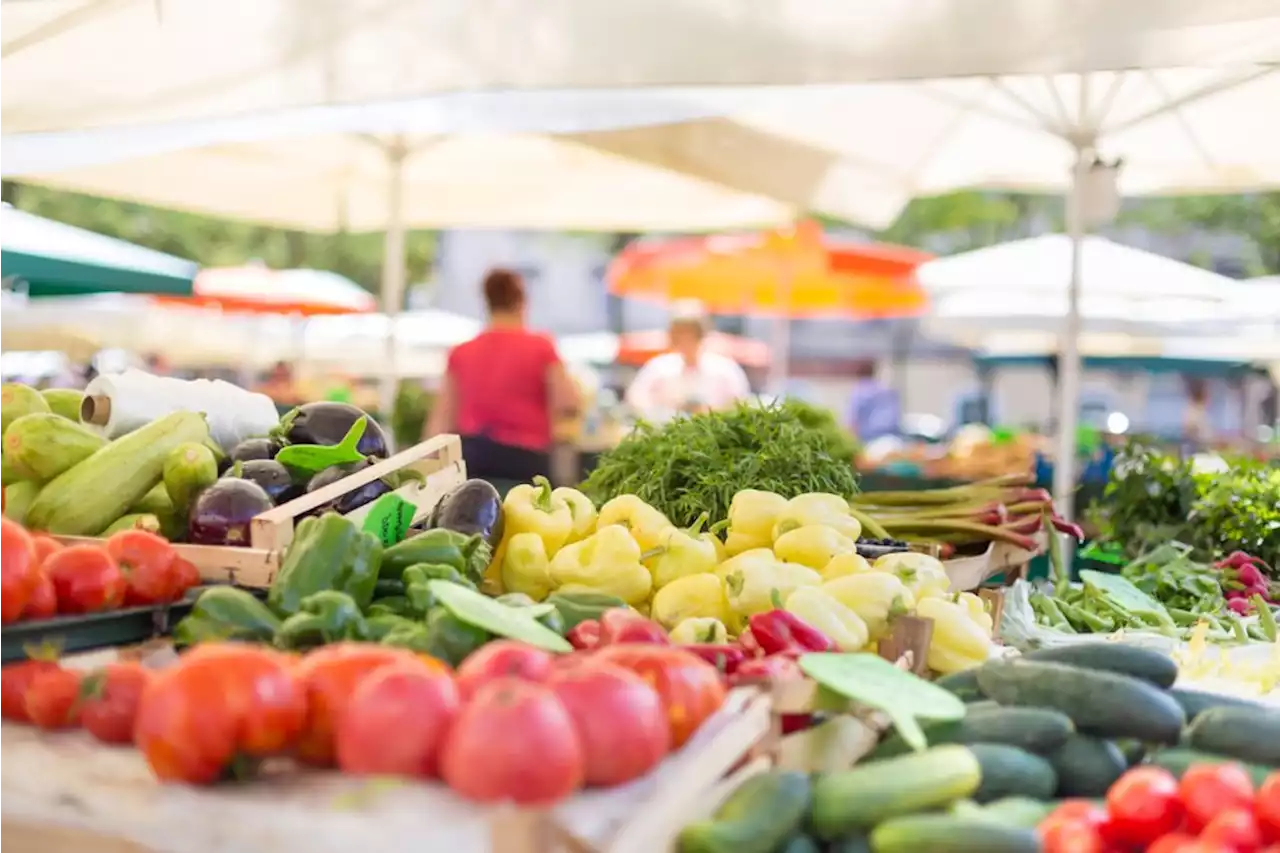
[423, 608, 490, 667]
[274, 591, 370, 650]
[267, 514, 383, 616]
[172, 587, 281, 646]
[380, 528, 472, 581]
[373, 578, 406, 599]
[497, 593, 566, 635]
[366, 613, 415, 641]
[546, 590, 628, 630]
[367, 595, 414, 618]
[381, 621, 438, 655]
[401, 565, 477, 618]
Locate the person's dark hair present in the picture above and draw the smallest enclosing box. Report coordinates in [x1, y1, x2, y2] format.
[482, 268, 526, 313]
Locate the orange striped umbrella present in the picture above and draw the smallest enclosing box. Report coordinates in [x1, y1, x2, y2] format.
[153, 266, 377, 315]
[616, 329, 771, 368]
[609, 221, 931, 319]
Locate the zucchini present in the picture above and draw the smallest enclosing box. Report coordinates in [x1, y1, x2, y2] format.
[129, 483, 175, 517]
[973, 797, 1057, 830]
[1186, 706, 1280, 765]
[869, 815, 1041, 853]
[1148, 748, 1275, 787]
[809, 745, 981, 839]
[99, 513, 162, 536]
[1023, 643, 1178, 689]
[1, 383, 50, 435]
[677, 770, 810, 853]
[25, 411, 209, 536]
[1170, 687, 1266, 722]
[3, 481, 40, 525]
[935, 669, 985, 702]
[976, 658, 1185, 744]
[869, 706, 1074, 759]
[2, 413, 107, 482]
[163, 441, 219, 517]
[1047, 735, 1127, 797]
[40, 388, 85, 422]
[968, 743, 1057, 803]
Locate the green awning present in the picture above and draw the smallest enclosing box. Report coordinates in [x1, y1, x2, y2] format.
[0, 206, 196, 296]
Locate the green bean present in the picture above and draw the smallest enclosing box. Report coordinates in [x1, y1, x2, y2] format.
[1252, 595, 1277, 642]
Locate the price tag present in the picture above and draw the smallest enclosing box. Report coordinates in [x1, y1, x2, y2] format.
[361, 493, 416, 546]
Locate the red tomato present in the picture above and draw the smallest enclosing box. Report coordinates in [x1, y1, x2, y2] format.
[1106, 767, 1185, 848]
[335, 664, 461, 778]
[23, 570, 57, 620]
[1179, 762, 1256, 830]
[24, 667, 83, 729]
[1, 659, 62, 721]
[548, 661, 670, 787]
[44, 544, 126, 614]
[30, 535, 64, 567]
[293, 643, 445, 766]
[106, 530, 179, 606]
[1039, 818, 1105, 853]
[1200, 807, 1264, 851]
[454, 640, 553, 699]
[1047, 800, 1111, 830]
[1258, 774, 1280, 842]
[441, 678, 584, 805]
[1148, 834, 1200, 853]
[591, 644, 727, 748]
[1, 517, 38, 624]
[80, 662, 152, 745]
[172, 557, 201, 596]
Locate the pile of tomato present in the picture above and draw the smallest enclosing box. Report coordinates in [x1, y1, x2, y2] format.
[1, 517, 200, 622]
[1040, 764, 1280, 853]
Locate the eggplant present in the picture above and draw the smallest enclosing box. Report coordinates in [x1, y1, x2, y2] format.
[427, 478, 504, 548]
[188, 478, 275, 546]
[277, 402, 390, 458]
[225, 459, 303, 506]
[306, 459, 392, 515]
[229, 437, 284, 464]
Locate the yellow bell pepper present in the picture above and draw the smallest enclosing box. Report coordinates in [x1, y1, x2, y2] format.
[771, 493, 862, 542]
[784, 586, 869, 651]
[669, 617, 730, 645]
[772, 524, 858, 572]
[819, 552, 875, 582]
[956, 592, 995, 635]
[723, 489, 789, 555]
[916, 596, 992, 674]
[721, 553, 822, 624]
[503, 476, 573, 555]
[822, 572, 916, 640]
[649, 513, 721, 589]
[549, 525, 653, 605]
[552, 486, 597, 544]
[500, 532, 553, 601]
[597, 494, 673, 553]
[651, 573, 729, 629]
[873, 552, 951, 601]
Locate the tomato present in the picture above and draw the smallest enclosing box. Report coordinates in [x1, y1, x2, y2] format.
[106, 530, 179, 606]
[23, 570, 57, 620]
[44, 544, 126, 614]
[1106, 767, 1185, 848]
[134, 644, 306, 784]
[1148, 834, 1201, 853]
[25, 667, 83, 729]
[1047, 800, 1111, 829]
[1200, 807, 1264, 851]
[335, 664, 461, 778]
[591, 644, 727, 748]
[293, 643, 444, 766]
[454, 640, 553, 699]
[1259, 774, 1280, 843]
[1039, 818, 1105, 853]
[172, 557, 201, 597]
[1, 659, 62, 721]
[441, 677, 583, 805]
[30, 535, 64, 567]
[1, 517, 38, 624]
[1179, 762, 1256, 830]
[80, 662, 152, 745]
[548, 661, 670, 787]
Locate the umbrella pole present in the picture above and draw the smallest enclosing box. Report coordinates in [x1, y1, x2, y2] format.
[378, 138, 409, 418]
[1053, 147, 1088, 519]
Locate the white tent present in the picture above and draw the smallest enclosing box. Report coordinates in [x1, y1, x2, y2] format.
[301, 310, 481, 377]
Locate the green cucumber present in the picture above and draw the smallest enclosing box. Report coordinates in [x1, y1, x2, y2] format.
[1113, 738, 1147, 767]
[677, 770, 810, 853]
[974, 797, 1057, 830]
[869, 815, 1041, 853]
[809, 745, 981, 839]
[968, 743, 1057, 803]
[976, 659, 1185, 744]
[1170, 687, 1266, 722]
[1023, 643, 1178, 688]
[1047, 735, 1127, 797]
[935, 669, 985, 702]
[869, 706, 1074, 759]
[1185, 706, 1280, 765]
[1148, 748, 1275, 787]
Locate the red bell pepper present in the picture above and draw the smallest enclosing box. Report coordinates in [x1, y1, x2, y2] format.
[737, 627, 764, 658]
[597, 608, 670, 646]
[567, 619, 602, 650]
[747, 610, 836, 656]
[679, 644, 747, 675]
[731, 655, 804, 684]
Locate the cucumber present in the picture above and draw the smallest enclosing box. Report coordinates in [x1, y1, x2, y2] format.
[1113, 738, 1147, 767]
[1047, 735, 1127, 797]
[1023, 643, 1178, 689]
[935, 670, 985, 702]
[1148, 748, 1275, 787]
[1170, 687, 1266, 722]
[1185, 706, 1280, 765]
[974, 797, 1057, 830]
[100, 513, 163, 536]
[869, 815, 1041, 853]
[3, 481, 40, 524]
[1, 383, 50, 436]
[870, 706, 1074, 759]
[976, 658, 1185, 744]
[25, 411, 210, 536]
[677, 770, 810, 853]
[809, 745, 982, 839]
[40, 389, 85, 422]
[163, 441, 219, 517]
[3, 413, 107, 482]
[968, 743, 1057, 803]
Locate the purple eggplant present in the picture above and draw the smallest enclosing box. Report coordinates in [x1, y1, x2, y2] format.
[276, 403, 390, 458]
[225, 459, 303, 505]
[188, 478, 275, 546]
[306, 459, 392, 515]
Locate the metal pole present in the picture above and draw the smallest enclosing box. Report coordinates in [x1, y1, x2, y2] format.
[1053, 148, 1086, 518]
[378, 137, 408, 419]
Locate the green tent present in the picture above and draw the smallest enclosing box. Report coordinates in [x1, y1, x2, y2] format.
[0, 205, 196, 296]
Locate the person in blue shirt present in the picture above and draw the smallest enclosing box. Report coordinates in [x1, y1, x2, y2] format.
[846, 360, 901, 442]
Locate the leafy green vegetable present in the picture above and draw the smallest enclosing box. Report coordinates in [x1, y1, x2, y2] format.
[582, 400, 860, 527]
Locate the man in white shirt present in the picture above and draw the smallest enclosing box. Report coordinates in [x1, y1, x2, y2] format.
[624, 301, 753, 421]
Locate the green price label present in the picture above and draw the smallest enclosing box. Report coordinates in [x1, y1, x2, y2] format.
[361, 493, 416, 546]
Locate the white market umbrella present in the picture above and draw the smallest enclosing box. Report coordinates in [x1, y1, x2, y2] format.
[301, 309, 481, 377]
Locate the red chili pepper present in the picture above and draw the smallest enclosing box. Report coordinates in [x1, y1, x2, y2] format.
[737, 628, 764, 658]
[679, 644, 748, 676]
[567, 619, 602, 650]
[597, 608, 670, 646]
[1049, 515, 1085, 540]
[747, 610, 836, 656]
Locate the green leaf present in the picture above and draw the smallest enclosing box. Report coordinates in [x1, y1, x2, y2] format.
[361, 493, 416, 546]
[427, 580, 572, 652]
[275, 417, 368, 475]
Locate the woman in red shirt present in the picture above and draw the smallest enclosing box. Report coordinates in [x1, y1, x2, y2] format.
[425, 268, 578, 484]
